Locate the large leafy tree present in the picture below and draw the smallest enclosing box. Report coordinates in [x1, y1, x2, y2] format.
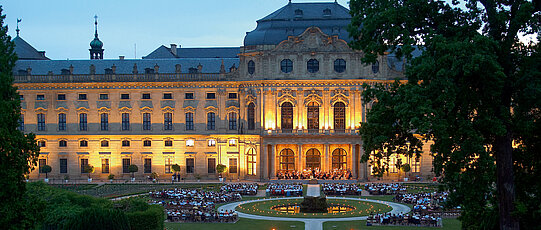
[349, 0, 540, 229]
[0, 6, 40, 229]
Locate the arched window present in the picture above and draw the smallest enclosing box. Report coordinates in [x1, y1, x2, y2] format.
[306, 148, 321, 169]
[332, 148, 347, 169]
[279, 148, 295, 171]
[281, 102, 293, 132]
[334, 59, 346, 73]
[307, 101, 319, 132]
[334, 102, 346, 131]
[247, 148, 256, 175]
[247, 103, 255, 130]
[247, 60, 255, 75]
[307, 59, 319, 73]
[281, 59, 293, 73]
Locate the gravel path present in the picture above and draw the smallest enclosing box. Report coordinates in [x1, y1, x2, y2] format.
[219, 196, 411, 230]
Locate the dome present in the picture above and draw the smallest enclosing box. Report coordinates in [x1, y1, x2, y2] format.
[90, 37, 103, 49]
[244, 2, 352, 46]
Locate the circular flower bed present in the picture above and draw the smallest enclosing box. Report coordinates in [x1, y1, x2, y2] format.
[236, 198, 392, 218]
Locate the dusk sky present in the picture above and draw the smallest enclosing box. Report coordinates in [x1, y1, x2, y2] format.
[2, 0, 350, 60]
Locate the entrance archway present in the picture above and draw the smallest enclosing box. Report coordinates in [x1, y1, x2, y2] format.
[305, 148, 321, 169]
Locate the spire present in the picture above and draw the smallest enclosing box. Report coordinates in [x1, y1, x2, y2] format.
[16, 18, 21, 36]
[94, 15, 99, 39]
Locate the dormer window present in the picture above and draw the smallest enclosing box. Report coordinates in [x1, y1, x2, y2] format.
[323, 8, 331, 17]
[295, 9, 303, 18]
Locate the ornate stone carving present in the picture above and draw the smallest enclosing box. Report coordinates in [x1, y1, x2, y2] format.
[273, 27, 352, 53]
[331, 88, 349, 106]
[183, 106, 196, 113]
[119, 107, 132, 113]
[97, 107, 110, 114]
[304, 88, 323, 106]
[161, 106, 174, 113]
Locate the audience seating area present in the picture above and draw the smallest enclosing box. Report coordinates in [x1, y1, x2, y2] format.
[322, 183, 363, 195]
[266, 183, 303, 197]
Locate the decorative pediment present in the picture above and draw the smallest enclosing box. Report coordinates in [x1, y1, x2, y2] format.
[246, 94, 257, 106]
[331, 88, 349, 106]
[278, 88, 297, 106]
[226, 106, 239, 114]
[55, 107, 68, 113]
[205, 106, 218, 113]
[184, 106, 196, 113]
[119, 107, 132, 113]
[35, 107, 47, 113]
[161, 106, 174, 113]
[304, 89, 323, 106]
[98, 107, 111, 114]
[273, 27, 352, 53]
[140, 107, 153, 113]
[76, 107, 89, 113]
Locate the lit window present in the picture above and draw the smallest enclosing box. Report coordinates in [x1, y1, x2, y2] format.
[186, 139, 195, 147]
[208, 139, 216, 147]
[229, 158, 238, 174]
[228, 139, 237, 146]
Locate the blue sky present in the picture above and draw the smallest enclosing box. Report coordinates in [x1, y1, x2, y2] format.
[2, 0, 350, 60]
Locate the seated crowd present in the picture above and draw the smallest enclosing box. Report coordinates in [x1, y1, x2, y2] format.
[364, 183, 406, 195]
[220, 183, 259, 195]
[367, 212, 443, 227]
[394, 192, 452, 215]
[322, 183, 363, 196]
[150, 188, 241, 223]
[276, 168, 353, 180]
[266, 183, 303, 197]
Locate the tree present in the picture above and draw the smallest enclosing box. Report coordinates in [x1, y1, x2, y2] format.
[349, 0, 540, 229]
[171, 164, 180, 174]
[216, 164, 227, 178]
[128, 164, 138, 179]
[0, 6, 40, 229]
[83, 165, 95, 179]
[40, 165, 51, 179]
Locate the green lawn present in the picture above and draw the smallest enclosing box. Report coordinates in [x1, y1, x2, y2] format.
[322, 218, 461, 230]
[236, 198, 391, 218]
[164, 218, 304, 230]
[53, 183, 221, 198]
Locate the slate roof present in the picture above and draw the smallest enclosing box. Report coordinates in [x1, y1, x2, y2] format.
[14, 58, 239, 75]
[144, 46, 240, 59]
[244, 2, 352, 46]
[12, 36, 49, 60]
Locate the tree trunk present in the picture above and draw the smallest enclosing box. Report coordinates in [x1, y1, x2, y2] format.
[494, 133, 519, 230]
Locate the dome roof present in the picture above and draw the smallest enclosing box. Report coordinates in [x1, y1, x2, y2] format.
[90, 37, 103, 49]
[244, 2, 352, 46]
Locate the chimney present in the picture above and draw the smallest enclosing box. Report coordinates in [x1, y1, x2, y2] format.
[38, 51, 46, 57]
[90, 64, 96, 74]
[119, 55, 125, 60]
[170, 44, 177, 56]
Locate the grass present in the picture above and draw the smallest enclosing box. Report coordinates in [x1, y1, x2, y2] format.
[164, 218, 304, 230]
[53, 183, 221, 198]
[322, 218, 461, 230]
[236, 198, 392, 218]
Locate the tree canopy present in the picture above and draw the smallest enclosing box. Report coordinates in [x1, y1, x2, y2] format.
[0, 6, 40, 229]
[349, 0, 540, 229]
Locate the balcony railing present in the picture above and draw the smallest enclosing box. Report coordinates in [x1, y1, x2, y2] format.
[13, 73, 227, 83]
[264, 129, 358, 136]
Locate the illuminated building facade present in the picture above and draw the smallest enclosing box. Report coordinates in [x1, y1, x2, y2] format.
[14, 2, 433, 181]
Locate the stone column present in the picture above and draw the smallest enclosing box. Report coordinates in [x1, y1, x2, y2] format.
[260, 143, 268, 181]
[324, 144, 329, 172]
[298, 144, 303, 171]
[270, 144, 276, 179]
[352, 144, 357, 179]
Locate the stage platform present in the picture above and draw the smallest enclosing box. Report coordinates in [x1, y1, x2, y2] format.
[268, 179, 358, 184]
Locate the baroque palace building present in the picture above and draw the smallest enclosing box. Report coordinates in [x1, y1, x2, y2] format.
[13, 1, 433, 181]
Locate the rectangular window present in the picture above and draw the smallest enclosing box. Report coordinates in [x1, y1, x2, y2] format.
[208, 139, 216, 147]
[206, 92, 216, 99]
[229, 158, 238, 174]
[228, 93, 237, 99]
[185, 112, 194, 130]
[164, 140, 173, 147]
[19, 94, 24, 100]
[80, 140, 88, 147]
[37, 113, 46, 131]
[102, 159, 110, 174]
[19, 114, 24, 131]
[186, 139, 195, 147]
[80, 158, 88, 173]
[143, 140, 152, 147]
[186, 158, 194, 174]
[142, 93, 151, 99]
[122, 140, 130, 147]
[208, 158, 216, 174]
[163, 93, 173, 99]
[60, 159, 67, 174]
[59, 140, 67, 147]
[164, 113, 172, 130]
[58, 113, 66, 131]
[122, 158, 130, 173]
[412, 157, 421, 173]
[207, 112, 215, 130]
[36, 94, 45, 100]
[38, 159, 46, 173]
[229, 139, 237, 146]
[165, 158, 172, 174]
[101, 113, 108, 131]
[185, 93, 194, 99]
[144, 158, 152, 173]
[38, 140, 46, 147]
[122, 113, 130, 131]
[78, 94, 87, 100]
[121, 94, 130, 100]
[229, 113, 237, 130]
[79, 113, 87, 131]
[99, 94, 109, 100]
[57, 94, 66, 100]
[143, 113, 151, 130]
